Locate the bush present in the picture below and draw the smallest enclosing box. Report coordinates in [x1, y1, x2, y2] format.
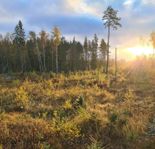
[0, 86, 29, 112]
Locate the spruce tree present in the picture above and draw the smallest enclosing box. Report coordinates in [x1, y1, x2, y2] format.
[13, 20, 25, 47]
[13, 20, 26, 72]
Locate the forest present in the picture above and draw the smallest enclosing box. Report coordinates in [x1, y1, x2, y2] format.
[0, 20, 107, 73]
[1, 3, 155, 149]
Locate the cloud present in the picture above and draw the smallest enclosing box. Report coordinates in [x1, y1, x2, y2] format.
[123, 0, 134, 8]
[141, 0, 155, 5]
[64, 0, 96, 15]
[0, 0, 155, 53]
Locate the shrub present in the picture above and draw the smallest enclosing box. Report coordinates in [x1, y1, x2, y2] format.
[0, 88, 15, 112]
[15, 86, 29, 111]
[0, 86, 29, 112]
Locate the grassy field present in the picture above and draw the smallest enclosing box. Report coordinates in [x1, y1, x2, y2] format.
[0, 59, 155, 149]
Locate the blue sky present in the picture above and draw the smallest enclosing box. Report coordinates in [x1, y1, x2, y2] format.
[0, 0, 155, 50]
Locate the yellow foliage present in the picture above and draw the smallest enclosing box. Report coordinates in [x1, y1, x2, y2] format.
[0, 69, 154, 148]
[15, 86, 29, 109]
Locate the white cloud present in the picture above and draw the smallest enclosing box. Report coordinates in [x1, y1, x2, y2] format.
[60, 0, 103, 17]
[31, 0, 102, 17]
[123, 0, 134, 9]
[142, 0, 155, 5]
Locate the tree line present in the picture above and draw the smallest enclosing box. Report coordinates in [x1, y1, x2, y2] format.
[0, 21, 107, 73]
[0, 6, 121, 74]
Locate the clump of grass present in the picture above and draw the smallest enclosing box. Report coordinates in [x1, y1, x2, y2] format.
[87, 137, 103, 149]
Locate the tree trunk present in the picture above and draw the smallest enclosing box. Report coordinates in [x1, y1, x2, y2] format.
[36, 43, 43, 72]
[21, 47, 25, 73]
[51, 50, 53, 72]
[55, 46, 58, 73]
[106, 25, 110, 75]
[103, 52, 106, 73]
[43, 45, 46, 71]
[115, 48, 117, 80]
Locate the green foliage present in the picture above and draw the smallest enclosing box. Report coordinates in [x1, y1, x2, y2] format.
[0, 20, 111, 73]
[13, 20, 25, 47]
[102, 6, 121, 30]
[109, 112, 118, 123]
[102, 6, 121, 75]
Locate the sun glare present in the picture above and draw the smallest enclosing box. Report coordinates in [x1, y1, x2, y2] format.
[127, 45, 153, 56]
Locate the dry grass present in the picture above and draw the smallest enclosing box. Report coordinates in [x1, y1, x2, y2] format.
[0, 62, 155, 149]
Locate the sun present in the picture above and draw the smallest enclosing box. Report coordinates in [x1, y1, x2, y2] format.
[127, 45, 153, 56]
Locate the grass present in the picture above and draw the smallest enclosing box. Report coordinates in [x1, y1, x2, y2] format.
[0, 61, 155, 149]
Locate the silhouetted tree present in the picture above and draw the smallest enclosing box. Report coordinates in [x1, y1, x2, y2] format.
[91, 34, 98, 69]
[151, 32, 155, 55]
[100, 39, 107, 72]
[102, 6, 121, 75]
[27, 31, 43, 71]
[84, 37, 89, 70]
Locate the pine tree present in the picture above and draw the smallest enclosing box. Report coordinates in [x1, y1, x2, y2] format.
[102, 6, 121, 75]
[27, 31, 43, 71]
[91, 34, 98, 69]
[100, 39, 107, 72]
[84, 37, 89, 70]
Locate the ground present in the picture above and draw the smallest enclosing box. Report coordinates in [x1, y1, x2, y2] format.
[0, 59, 155, 149]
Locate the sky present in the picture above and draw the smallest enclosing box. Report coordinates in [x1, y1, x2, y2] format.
[0, 0, 155, 58]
